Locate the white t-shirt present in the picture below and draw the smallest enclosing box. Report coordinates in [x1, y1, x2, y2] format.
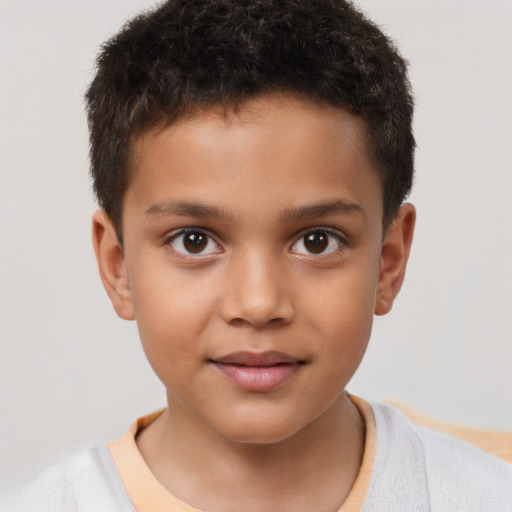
[3, 399, 511, 512]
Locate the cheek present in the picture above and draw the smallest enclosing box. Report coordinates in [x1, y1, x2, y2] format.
[129, 265, 218, 379]
[309, 262, 377, 323]
[306, 267, 377, 365]
[309, 304, 373, 401]
[318, 304, 373, 370]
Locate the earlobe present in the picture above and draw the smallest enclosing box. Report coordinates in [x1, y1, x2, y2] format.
[92, 210, 135, 321]
[374, 203, 416, 316]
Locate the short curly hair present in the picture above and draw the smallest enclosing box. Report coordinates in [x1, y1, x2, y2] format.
[86, 0, 415, 239]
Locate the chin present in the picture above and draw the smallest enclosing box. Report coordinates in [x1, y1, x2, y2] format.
[214, 414, 306, 445]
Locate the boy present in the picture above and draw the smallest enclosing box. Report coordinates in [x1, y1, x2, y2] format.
[3, 0, 511, 510]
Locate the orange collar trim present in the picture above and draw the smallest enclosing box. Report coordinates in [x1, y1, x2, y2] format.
[108, 396, 376, 512]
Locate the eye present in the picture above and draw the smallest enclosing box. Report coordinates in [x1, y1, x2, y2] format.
[169, 230, 221, 256]
[291, 229, 343, 255]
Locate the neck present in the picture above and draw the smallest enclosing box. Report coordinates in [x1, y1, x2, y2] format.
[136, 392, 365, 512]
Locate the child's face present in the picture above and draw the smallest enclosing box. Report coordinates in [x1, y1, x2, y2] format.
[94, 94, 414, 443]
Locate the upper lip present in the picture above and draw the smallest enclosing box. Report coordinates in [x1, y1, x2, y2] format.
[210, 351, 303, 367]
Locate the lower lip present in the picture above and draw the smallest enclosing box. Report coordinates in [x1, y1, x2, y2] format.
[212, 362, 301, 392]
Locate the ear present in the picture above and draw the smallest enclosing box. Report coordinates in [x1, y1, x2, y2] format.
[374, 203, 416, 316]
[92, 210, 135, 321]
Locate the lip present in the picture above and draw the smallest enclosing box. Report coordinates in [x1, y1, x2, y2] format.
[210, 351, 304, 392]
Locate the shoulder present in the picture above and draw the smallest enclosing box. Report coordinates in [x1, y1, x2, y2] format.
[370, 401, 512, 511]
[415, 424, 512, 510]
[1, 447, 135, 512]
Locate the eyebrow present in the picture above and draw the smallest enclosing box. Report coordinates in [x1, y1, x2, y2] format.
[145, 200, 232, 220]
[279, 199, 365, 222]
[145, 198, 365, 222]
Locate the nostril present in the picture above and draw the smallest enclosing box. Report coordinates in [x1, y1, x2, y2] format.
[227, 316, 288, 329]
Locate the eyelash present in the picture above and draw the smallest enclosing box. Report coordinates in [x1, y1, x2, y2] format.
[165, 227, 347, 257]
[166, 228, 222, 257]
[290, 227, 346, 256]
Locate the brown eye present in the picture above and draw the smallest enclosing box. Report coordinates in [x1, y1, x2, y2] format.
[170, 230, 221, 256]
[304, 232, 328, 254]
[291, 229, 342, 255]
[183, 232, 207, 253]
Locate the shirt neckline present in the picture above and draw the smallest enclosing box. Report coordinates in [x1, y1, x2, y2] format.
[107, 395, 376, 512]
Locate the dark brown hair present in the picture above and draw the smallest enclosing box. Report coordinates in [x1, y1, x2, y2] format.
[86, 0, 415, 239]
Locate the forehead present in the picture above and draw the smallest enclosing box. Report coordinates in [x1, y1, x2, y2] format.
[125, 94, 383, 228]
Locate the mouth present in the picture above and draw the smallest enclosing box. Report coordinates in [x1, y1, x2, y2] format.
[209, 351, 305, 392]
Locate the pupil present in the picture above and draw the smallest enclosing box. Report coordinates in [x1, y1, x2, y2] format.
[184, 232, 207, 253]
[304, 232, 328, 253]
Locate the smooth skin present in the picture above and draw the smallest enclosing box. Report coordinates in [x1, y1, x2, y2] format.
[93, 94, 415, 512]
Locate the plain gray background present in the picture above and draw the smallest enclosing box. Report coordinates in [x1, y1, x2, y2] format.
[1, 0, 511, 496]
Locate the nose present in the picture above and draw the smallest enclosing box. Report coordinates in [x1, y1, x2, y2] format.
[219, 249, 295, 328]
